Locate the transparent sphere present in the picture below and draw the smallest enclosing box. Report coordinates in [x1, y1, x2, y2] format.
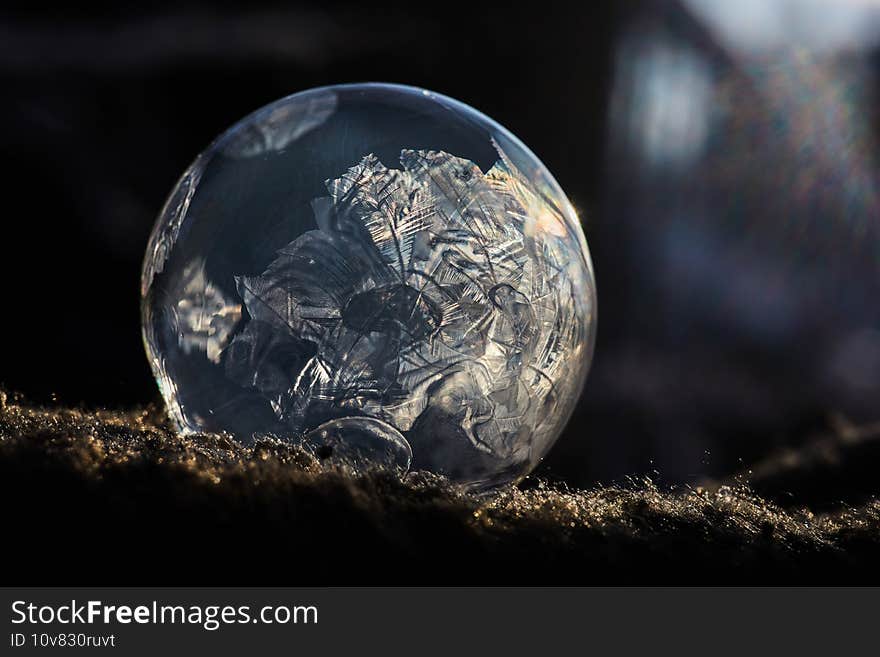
[142, 83, 596, 490]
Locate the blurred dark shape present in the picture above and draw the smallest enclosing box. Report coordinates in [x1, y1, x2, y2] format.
[0, 8, 374, 73]
[555, 0, 880, 486]
[2, 0, 879, 490]
[719, 415, 880, 511]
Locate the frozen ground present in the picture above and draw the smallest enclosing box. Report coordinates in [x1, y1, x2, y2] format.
[1, 391, 878, 584]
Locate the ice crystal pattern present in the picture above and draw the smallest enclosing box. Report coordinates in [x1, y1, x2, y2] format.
[223, 145, 584, 483]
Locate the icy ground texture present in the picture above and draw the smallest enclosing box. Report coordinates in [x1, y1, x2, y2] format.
[142, 85, 595, 489]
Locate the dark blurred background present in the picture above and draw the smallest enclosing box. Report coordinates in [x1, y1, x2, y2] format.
[2, 0, 879, 488]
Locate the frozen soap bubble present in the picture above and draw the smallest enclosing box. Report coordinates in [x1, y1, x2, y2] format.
[141, 83, 596, 490]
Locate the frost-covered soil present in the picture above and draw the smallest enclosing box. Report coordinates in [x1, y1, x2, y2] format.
[1, 392, 878, 584]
